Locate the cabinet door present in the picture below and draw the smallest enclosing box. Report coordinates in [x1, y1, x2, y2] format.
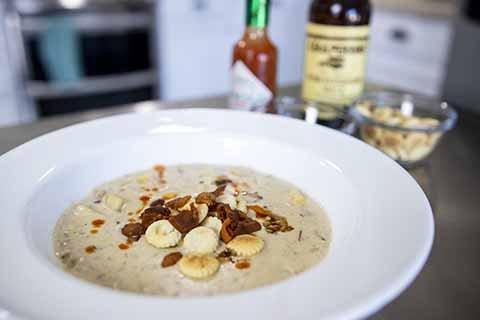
[367, 10, 453, 96]
[369, 9, 452, 64]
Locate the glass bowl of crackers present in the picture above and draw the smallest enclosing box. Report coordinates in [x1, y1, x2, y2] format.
[350, 91, 458, 167]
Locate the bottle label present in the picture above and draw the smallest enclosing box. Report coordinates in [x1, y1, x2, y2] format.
[229, 60, 273, 111]
[302, 23, 370, 106]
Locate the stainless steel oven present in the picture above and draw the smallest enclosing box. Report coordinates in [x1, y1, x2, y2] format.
[5, 0, 157, 116]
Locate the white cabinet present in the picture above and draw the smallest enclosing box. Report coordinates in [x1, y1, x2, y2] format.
[157, 0, 310, 101]
[366, 9, 453, 96]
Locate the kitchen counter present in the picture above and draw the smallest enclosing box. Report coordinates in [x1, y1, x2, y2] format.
[0, 86, 479, 319]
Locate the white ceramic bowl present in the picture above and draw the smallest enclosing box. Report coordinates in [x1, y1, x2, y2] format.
[0, 109, 433, 320]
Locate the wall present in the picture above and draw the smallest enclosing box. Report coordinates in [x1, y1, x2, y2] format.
[157, 0, 310, 101]
[157, 0, 453, 101]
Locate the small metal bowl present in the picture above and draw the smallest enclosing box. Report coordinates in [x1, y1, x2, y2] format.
[350, 91, 458, 167]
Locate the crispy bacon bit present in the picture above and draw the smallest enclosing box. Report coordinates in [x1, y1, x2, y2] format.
[161, 252, 183, 268]
[90, 229, 98, 234]
[91, 219, 105, 227]
[215, 176, 233, 186]
[165, 195, 191, 210]
[218, 206, 261, 242]
[195, 185, 226, 208]
[118, 243, 129, 250]
[140, 206, 170, 229]
[247, 205, 270, 218]
[195, 192, 216, 207]
[229, 209, 261, 236]
[247, 205, 293, 233]
[152, 187, 159, 192]
[169, 210, 199, 234]
[143, 206, 170, 216]
[235, 260, 251, 269]
[85, 245, 96, 254]
[216, 203, 233, 222]
[213, 184, 227, 197]
[121, 223, 145, 241]
[226, 208, 247, 222]
[190, 202, 199, 220]
[139, 195, 150, 205]
[233, 218, 261, 236]
[149, 198, 165, 207]
[221, 215, 260, 242]
[153, 164, 166, 179]
[220, 218, 234, 243]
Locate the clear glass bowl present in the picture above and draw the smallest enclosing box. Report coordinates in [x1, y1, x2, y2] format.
[275, 96, 356, 135]
[349, 91, 458, 167]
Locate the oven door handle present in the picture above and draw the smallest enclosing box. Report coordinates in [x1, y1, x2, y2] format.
[21, 12, 153, 35]
[26, 70, 156, 99]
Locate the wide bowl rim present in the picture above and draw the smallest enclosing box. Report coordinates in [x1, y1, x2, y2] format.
[0, 108, 434, 320]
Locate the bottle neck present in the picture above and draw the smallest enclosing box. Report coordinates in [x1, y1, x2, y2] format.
[246, 0, 270, 29]
[242, 27, 271, 43]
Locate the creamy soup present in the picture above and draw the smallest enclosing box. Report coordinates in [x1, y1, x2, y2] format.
[54, 164, 331, 296]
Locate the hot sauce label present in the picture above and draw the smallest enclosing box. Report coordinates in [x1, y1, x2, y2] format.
[302, 24, 370, 106]
[230, 60, 273, 111]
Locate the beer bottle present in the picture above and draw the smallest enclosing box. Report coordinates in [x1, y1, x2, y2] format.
[302, 0, 371, 120]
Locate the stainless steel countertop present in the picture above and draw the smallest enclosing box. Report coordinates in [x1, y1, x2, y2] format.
[0, 86, 478, 319]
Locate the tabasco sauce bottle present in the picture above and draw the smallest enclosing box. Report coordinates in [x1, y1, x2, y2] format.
[302, 0, 371, 119]
[230, 0, 278, 113]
